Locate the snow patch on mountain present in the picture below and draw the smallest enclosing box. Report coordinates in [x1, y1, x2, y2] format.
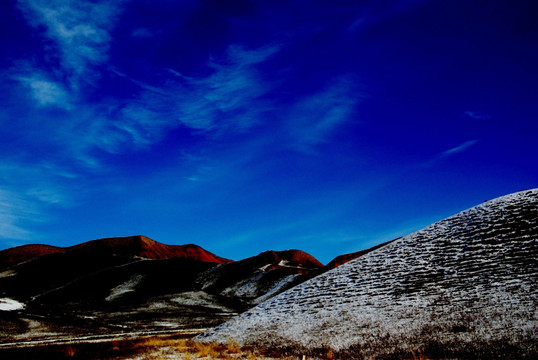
[223, 273, 266, 298]
[254, 274, 301, 304]
[105, 274, 145, 301]
[0, 269, 16, 279]
[171, 291, 236, 313]
[0, 298, 25, 311]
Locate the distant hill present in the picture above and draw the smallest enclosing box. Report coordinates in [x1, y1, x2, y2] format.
[68, 235, 234, 264]
[0, 236, 229, 302]
[201, 249, 324, 307]
[0, 235, 325, 343]
[0, 244, 65, 270]
[0, 235, 232, 269]
[324, 239, 397, 270]
[200, 189, 538, 359]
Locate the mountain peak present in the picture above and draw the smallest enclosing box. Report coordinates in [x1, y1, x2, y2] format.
[68, 235, 233, 263]
[0, 236, 233, 269]
[248, 249, 323, 271]
[276, 249, 324, 268]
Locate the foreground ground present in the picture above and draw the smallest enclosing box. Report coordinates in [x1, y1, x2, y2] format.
[0, 333, 307, 360]
[1, 331, 534, 360]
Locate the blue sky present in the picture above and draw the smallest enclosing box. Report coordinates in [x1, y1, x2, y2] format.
[1, 0, 536, 263]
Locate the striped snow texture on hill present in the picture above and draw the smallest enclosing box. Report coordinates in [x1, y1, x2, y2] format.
[200, 189, 538, 359]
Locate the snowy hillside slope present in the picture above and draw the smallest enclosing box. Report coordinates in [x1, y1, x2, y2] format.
[200, 189, 538, 359]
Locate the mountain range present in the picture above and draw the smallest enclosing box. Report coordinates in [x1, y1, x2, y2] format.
[0, 233, 378, 344]
[1, 188, 536, 360]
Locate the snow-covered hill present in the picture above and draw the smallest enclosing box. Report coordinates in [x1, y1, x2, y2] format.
[200, 189, 538, 359]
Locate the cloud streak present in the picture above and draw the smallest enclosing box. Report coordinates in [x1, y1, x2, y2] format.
[0, 188, 36, 242]
[419, 139, 480, 169]
[442, 139, 479, 156]
[0, 162, 73, 246]
[464, 111, 490, 120]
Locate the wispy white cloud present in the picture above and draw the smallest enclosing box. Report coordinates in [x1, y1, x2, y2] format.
[0, 184, 55, 244]
[16, 74, 71, 109]
[167, 68, 194, 81]
[442, 139, 479, 156]
[346, 0, 426, 33]
[110, 69, 168, 95]
[49, 43, 280, 163]
[419, 139, 480, 168]
[0, 163, 73, 207]
[18, 0, 122, 84]
[464, 111, 490, 120]
[8, 5, 354, 173]
[8, 0, 123, 158]
[55, 44, 281, 163]
[39, 163, 79, 180]
[10, 2, 282, 169]
[0, 188, 36, 242]
[0, 162, 74, 244]
[285, 77, 362, 151]
[11, 0, 362, 170]
[116, 105, 164, 146]
[171, 44, 280, 132]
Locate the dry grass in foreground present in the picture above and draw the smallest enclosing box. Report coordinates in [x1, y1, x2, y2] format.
[132, 337, 432, 359]
[0, 335, 289, 360]
[131, 337, 292, 359]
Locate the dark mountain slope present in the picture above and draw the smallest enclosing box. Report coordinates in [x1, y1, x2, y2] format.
[0, 237, 326, 343]
[0, 248, 136, 301]
[0, 244, 65, 270]
[201, 249, 324, 308]
[28, 257, 230, 316]
[0, 236, 231, 302]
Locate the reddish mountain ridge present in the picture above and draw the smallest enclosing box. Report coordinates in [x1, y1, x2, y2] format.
[0, 244, 65, 269]
[0, 235, 232, 269]
[68, 235, 233, 263]
[324, 239, 398, 270]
